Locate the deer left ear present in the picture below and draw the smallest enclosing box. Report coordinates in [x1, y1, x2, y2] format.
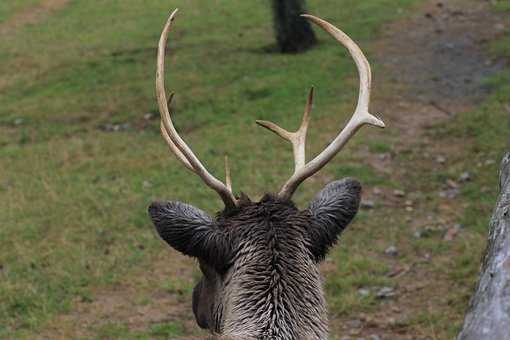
[148, 201, 231, 271]
[306, 178, 362, 262]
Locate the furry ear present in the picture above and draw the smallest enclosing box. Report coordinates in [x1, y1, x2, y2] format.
[148, 201, 231, 271]
[306, 178, 362, 262]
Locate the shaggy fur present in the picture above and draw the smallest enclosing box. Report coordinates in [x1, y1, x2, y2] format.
[148, 178, 361, 339]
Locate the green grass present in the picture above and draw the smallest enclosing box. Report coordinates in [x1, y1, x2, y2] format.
[0, 0, 508, 339]
[92, 321, 185, 340]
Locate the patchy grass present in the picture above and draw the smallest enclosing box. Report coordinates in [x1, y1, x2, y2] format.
[0, 0, 39, 22]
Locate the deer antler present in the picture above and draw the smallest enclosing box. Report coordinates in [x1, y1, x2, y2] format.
[256, 87, 314, 174]
[156, 9, 238, 209]
[258, 14, 385, 201]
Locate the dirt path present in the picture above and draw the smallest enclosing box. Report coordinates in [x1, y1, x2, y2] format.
[375, 0, 505, 139]
[39, 0, 508, 339]
[0, 0, 68, 34]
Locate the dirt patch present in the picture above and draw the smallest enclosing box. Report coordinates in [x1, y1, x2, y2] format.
[377, 0, 506, 109]
[0, 0, 69, 34]
[370, 0, 507, 145]
[40, 254, 201, 339]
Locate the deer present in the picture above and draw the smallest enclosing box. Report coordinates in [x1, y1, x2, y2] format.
[148, 9, 385, 340]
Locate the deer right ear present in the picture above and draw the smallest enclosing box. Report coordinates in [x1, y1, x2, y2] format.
[306, 178, 362, 262]
[148, 201, 231, 271]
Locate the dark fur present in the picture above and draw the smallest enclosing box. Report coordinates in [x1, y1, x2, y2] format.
[148, 178, 361, 339]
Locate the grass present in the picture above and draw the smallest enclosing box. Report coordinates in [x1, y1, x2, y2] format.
[0, 0, 39, 22]
[0, 0, 509, 339]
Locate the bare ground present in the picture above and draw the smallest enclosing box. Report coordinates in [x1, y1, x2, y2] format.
[40, 0, 508, 339]
[0, 0, 69, 34]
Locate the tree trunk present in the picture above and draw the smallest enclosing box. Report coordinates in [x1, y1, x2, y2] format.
[271, 0, 316, 53]
[458, 152, 510, 340]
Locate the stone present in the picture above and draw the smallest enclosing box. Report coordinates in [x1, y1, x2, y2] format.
[385, 246, 398, 256]
[459, 171, 471, 182]
[358, 288, 370, 297]
[348, 319, 362, 328]
[439, 188, 459, 199]
[443, 227, 460, 241]
[435, 155, 446, 164]
[393, 189, 405, 197]
[446, 179, 459, 189]
[376, 287, 397, 299]
[361, 200, 375, 209]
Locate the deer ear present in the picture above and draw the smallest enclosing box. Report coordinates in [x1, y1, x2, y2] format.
[148, 201, 231, 271]
[306, 178, 361, 262]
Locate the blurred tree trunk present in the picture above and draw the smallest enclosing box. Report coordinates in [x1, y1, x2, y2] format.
[457, 152, 510, 340]
[271, 0, 316, 53]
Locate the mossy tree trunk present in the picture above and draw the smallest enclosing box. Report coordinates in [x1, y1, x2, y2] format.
[271, 0, 316, 53]
[457, 153, 510, 340]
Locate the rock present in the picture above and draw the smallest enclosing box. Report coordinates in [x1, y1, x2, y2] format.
[100, 122, 130, 132]
[393, 189, 405, 197]
[361, 200, 375, 209]
[142, 180, 152, 189]
[444, 224, 463, 241]
[444, 227, 460, 241]
[376, 287, 397, 299]
[485, 159, 496, 166]
[459, 171, 471, 182]
[446, 179, 459, 189]
[348, 319, 362, 328]
[414, 226, 439, 239]
[435, 155, 446, 164]
[385, 245, 398, 256]
[378, 153, 391, 161]
[143, 113, 155, 120]
[439, 188, 459, 199]
[14, 118, 24, 125]
[358, 288, 370, 297]
[405, 206, 413, 212]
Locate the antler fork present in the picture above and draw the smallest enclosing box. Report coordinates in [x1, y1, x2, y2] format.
[257, 14, 385, 200]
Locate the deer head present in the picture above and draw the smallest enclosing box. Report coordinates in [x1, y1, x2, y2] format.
[148, 9, 384, 339]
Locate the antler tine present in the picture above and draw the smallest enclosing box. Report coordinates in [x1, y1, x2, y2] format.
[224, 155, 232, 193]
[278, 15, 385, 201]
[256, 87, 314, 173]
[156, 9, 237, 209]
